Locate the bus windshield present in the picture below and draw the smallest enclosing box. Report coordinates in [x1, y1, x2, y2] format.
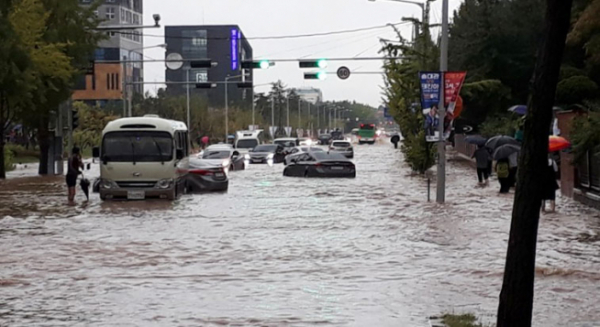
[102, 131, 173, 162]
[360, 124, 375, 130]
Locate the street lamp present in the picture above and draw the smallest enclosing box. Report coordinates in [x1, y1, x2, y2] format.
[124, 43, 167, 117]
[369, 0, 426, 38]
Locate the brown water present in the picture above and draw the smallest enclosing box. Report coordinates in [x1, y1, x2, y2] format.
[1, 143, 599, 326]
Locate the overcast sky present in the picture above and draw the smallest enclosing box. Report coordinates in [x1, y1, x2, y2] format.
[142, 0, 463, 107]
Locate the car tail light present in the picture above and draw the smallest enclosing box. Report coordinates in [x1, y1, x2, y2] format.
[315, 162, 322, 167]
[190, 169, 213, 176]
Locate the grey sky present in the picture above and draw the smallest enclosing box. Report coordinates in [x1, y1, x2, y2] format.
[142, 0, 463, 107]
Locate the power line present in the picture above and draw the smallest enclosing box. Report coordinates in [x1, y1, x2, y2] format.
[113, 22, 409, 41]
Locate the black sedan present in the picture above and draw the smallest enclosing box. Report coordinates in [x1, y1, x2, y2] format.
[318, 133, 332, 145]
[201, 147, 245, 171]
[187, 158, 229, 192]
[247, 144, 286, 164]
[283, 152, 356, 178]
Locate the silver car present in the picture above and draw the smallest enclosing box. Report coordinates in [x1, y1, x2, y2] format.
[329, 140, 354, 158]
[200, 147, 245, 171]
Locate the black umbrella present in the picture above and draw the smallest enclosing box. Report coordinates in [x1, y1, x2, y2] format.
[486, 135, 520, 150]
[465, 135, 487, 146]
[80, 175, 90, 200]
[493, 144, 521, 160]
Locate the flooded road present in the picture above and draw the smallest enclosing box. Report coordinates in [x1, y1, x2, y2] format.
[1, 143, 600, 326]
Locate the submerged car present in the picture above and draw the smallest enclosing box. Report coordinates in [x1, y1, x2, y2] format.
[200, 147, 245, 171]
[247, 144, 286, 164]
[318, 133, 332, 145]
[329, 140, 354, 158]
[284, 146, 324, 165]
[283, 152, 356, 178]
[187, 158, 229, 192]
[274, 138, 299, 154]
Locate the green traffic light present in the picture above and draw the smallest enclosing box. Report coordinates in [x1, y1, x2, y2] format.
[317, 59, 328, 69]
[317, 71, 327, 80]
[259, 60, 270, 69]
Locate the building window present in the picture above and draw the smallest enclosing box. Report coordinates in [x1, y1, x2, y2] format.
[182, 30, 208, 57]
[126, 11, 132, 24]
[133, 13, 140, 25]
[120, 8, 126, 22]
[105, 7, 115, 20]
[115, 73, 120, 90]
[106, 73, 110, 90]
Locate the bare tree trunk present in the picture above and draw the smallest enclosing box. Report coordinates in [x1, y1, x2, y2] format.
[0, 141, 6, 179]
[38, 119, 50, 175]
[496, 0, 572, 325]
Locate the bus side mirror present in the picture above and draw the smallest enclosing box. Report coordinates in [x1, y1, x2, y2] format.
[92, 147, 100, 158]
[176, 149, 184, 160]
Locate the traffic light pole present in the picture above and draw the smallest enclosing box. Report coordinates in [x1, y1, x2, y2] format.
[122, 59, 127, 117]
[436, 0, 449, 204]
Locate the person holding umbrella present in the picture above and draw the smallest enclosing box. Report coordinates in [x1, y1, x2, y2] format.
[471, 144, 492, 186]
[542, 155, 560, 213]
[66, 147, 83, 203]
[493, 144, 520, 194]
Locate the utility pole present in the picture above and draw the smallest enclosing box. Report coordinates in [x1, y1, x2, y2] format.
[251, 87, 255, 128]
[307, 102, 311, 137]
[67, 100, 73, 156]
[55, 103, 64, 175]
[122, 56, 127, 117]
[436, 0, 449, 204]
[286, 94, 290, 129]
[187, 68, 191, 137]
[271, 94, 275, 130]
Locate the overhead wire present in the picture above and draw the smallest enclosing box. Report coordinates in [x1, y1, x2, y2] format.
[118, 21, 409, 41]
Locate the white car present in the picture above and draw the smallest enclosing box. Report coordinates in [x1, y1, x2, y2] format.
[298, 138, 313, 146]
[329, 140, 354, 159]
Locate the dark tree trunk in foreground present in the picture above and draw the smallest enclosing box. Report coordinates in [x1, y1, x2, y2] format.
[496, 0, 572, 326]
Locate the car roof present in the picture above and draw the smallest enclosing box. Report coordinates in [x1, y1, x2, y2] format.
[332, 140, 350, 143]
[312, 152, 350, 161]
[207, 144, 233, 149]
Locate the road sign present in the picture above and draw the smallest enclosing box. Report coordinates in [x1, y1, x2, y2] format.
[269, 126, 278, 137]
[337, 66, 351, 80]
[285, 126, 292, 137]
[166, 53, 184, 70]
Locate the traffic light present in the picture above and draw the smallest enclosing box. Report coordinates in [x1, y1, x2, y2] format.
[241, 60, 273, 69]
[299, 59, 327, 69]
[71, 110, 79, 130]
[304, 72, 327, 80]
[237, 82, 253, 88]
[190, 60, 216, 68]
[195, 83, 217, 89]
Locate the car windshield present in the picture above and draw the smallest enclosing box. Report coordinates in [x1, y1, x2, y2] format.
[102, 131, 173, 162]
[254, 145, 278, 152]
[274, 140, 296, 146]
[333, 142, 351, 147]
[237, 139, 259, 149]
[202, 150, 230, 159]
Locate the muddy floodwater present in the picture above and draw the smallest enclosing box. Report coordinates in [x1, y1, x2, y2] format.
[1, 143, 599, 326]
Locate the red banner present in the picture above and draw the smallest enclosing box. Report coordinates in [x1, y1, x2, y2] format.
[444, 72, 467, 106]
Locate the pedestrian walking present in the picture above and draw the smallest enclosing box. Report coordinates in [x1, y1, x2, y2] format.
[66, 147, 83, 203]
[508, 151, 519, 187]
[472, 145, 491, 186]
[542, 156, 560, 213]
[496, 158, 511, 194]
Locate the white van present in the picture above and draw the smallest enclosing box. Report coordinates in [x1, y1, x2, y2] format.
[93, 115, 190, 200]
[235, 129, 265, 153]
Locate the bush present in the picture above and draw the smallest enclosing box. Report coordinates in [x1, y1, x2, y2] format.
[479, 115, 518, 138]
[556, 75, 598, 105]
[4, 146, 15, 172]
[401, 131, 436, 174]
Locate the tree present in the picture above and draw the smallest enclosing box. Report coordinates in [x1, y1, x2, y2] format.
[382, 25, 438, 173]
[496, 0, 573, 325]
[26, 0, 102, 175]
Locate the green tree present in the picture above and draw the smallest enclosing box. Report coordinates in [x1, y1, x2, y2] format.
[382, 25, 438, 173]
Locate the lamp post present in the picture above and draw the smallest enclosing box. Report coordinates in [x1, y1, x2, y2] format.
[368, 0, 426, 39]
[125, 44, 167, 117]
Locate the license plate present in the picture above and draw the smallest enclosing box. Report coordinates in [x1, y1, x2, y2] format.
[215, 173, 225, 177]
[127, 190, 145, 200]
[331, 166, 344, 170]
[252, 159, 262, 163]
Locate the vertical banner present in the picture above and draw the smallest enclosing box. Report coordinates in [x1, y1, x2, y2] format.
[419, 72, 442, 142]
[230, 29, 239, 71]
[285, 126, 292, 137]
[269, 126, 277, 138]
[443, 72, 467, 139]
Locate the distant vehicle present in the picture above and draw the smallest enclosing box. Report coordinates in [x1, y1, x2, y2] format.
[330, 129, 344, 141]
[358, 123, 377, 144]
[351, 128, 359, 136]
[93, 115, 189, 201]
[284, 146, 325, 165]
[283, 152, 356, 178]
[298, 138, 313, 146]
[200, 148, 245, 171]
[318, 133, 332, 145]
[329, 140, 354, 158]
[273, 138, 299, 153]
[187, 158, 228, 192]
[247, 144, 286, 164]
[235, 130, 265, 153]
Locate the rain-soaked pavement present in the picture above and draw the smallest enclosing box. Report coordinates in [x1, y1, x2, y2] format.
[1, 142, 600, 326]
